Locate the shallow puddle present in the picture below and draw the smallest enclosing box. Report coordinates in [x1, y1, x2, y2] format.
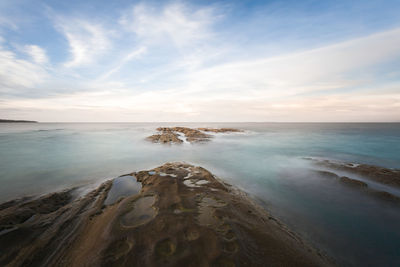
[104, 175, 142, 205]
[120, 196, 157, 227]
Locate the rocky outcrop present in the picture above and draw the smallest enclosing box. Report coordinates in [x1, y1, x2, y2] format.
[159, 127, 211, 143]
[312, 168, 400, 204]
[0, 182, 112, 266]
[146, 127, 242, 144]
[146, 132, 183, 144]
[0, 163, 331, 267]
[306, 158, 400, 188]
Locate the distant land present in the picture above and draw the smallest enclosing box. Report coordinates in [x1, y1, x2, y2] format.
[0, 119, 37, 123]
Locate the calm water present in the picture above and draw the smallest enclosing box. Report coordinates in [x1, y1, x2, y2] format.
[0, 122, 399, 266]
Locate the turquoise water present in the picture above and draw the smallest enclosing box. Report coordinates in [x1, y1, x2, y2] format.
[0, 122, 399, 266]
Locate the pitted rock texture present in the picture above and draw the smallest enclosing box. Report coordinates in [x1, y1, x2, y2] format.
[0, 163, 331, 267]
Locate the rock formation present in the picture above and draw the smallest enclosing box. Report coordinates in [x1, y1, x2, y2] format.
[0, 163, 331, 267]
[310, 159, 400, 204]
[146, 127, 242, 144]
[306, 158, 400, 188]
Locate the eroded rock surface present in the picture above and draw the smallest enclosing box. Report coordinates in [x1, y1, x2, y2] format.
[306, 158, 400, 188]
[0, 182, 112, 266]
[146, 131, 183, 144]
[0, 163, 331, 267]
[146, 127, 242, 144]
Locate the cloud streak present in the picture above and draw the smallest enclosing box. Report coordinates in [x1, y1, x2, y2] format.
[120, 3, 216, 47]
[23, 45, 48, 64]
[0, 44, 48, 95]
[56, 18, 111, 67]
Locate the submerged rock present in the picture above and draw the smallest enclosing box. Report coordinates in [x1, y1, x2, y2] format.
[311, 166, 400, 205]
[306, 158, 400, 188]
[0, 163, 330, 267]
[370, 191, 400, 203]
[339, 176, 368, 188]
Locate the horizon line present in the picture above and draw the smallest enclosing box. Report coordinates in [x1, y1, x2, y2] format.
[11, 121, 400, 123]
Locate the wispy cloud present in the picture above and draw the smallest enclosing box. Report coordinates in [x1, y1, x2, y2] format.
[0, 44, 48, 94]
[55, 18, 111, 67]
[120, 3, 217, 47]
[99, 46, 147, 80]
[181, 27, 400, 99]
[23, 45, 48, 64]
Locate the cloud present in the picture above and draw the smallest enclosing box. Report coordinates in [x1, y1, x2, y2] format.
[183, 27, 400, 99]
[99, 46, 147, 80]
[23, 45, 48, 64]
[120, 3, 217, 47]
[2, 80, 398, 122]
[91, 2, 223, 87]
[1, 1, 399, 122]
[56, 18, 111, 67]
[0, 45, 47, 94]
[3, 26, 400, 122]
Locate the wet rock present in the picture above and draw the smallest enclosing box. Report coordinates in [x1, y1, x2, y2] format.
[159, 127, 211, 143]
[146, 132, 183, 144]
[0, 163, 331, 267]
[0, 190, 73, 228]
[0, 182, 112, 266]
[146, 127, 243, 144]
[339, 176, 368, 188]
[306, 158, 400, 188]
[312, 166, 400, 205]
[313, 170, 340, 179]
[120, 195, 157, 227]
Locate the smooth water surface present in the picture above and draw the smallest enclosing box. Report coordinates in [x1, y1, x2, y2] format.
[0, 122, 399, 266]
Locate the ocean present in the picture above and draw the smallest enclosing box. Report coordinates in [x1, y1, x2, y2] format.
[0, 122, 399, 266]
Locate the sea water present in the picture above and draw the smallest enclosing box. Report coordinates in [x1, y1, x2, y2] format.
[0, 122, 399, 266]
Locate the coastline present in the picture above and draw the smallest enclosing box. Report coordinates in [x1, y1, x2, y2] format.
[0, 119, 38, 123]
[0, 162, 332, 266]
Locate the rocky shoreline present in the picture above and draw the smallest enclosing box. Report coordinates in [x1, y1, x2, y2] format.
[306, 158, 400, 204]
[146, 127, 243, 144]
[0, 163, 331, 267]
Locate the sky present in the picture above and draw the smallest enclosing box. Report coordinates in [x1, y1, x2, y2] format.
[1, 0, 400, 122]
